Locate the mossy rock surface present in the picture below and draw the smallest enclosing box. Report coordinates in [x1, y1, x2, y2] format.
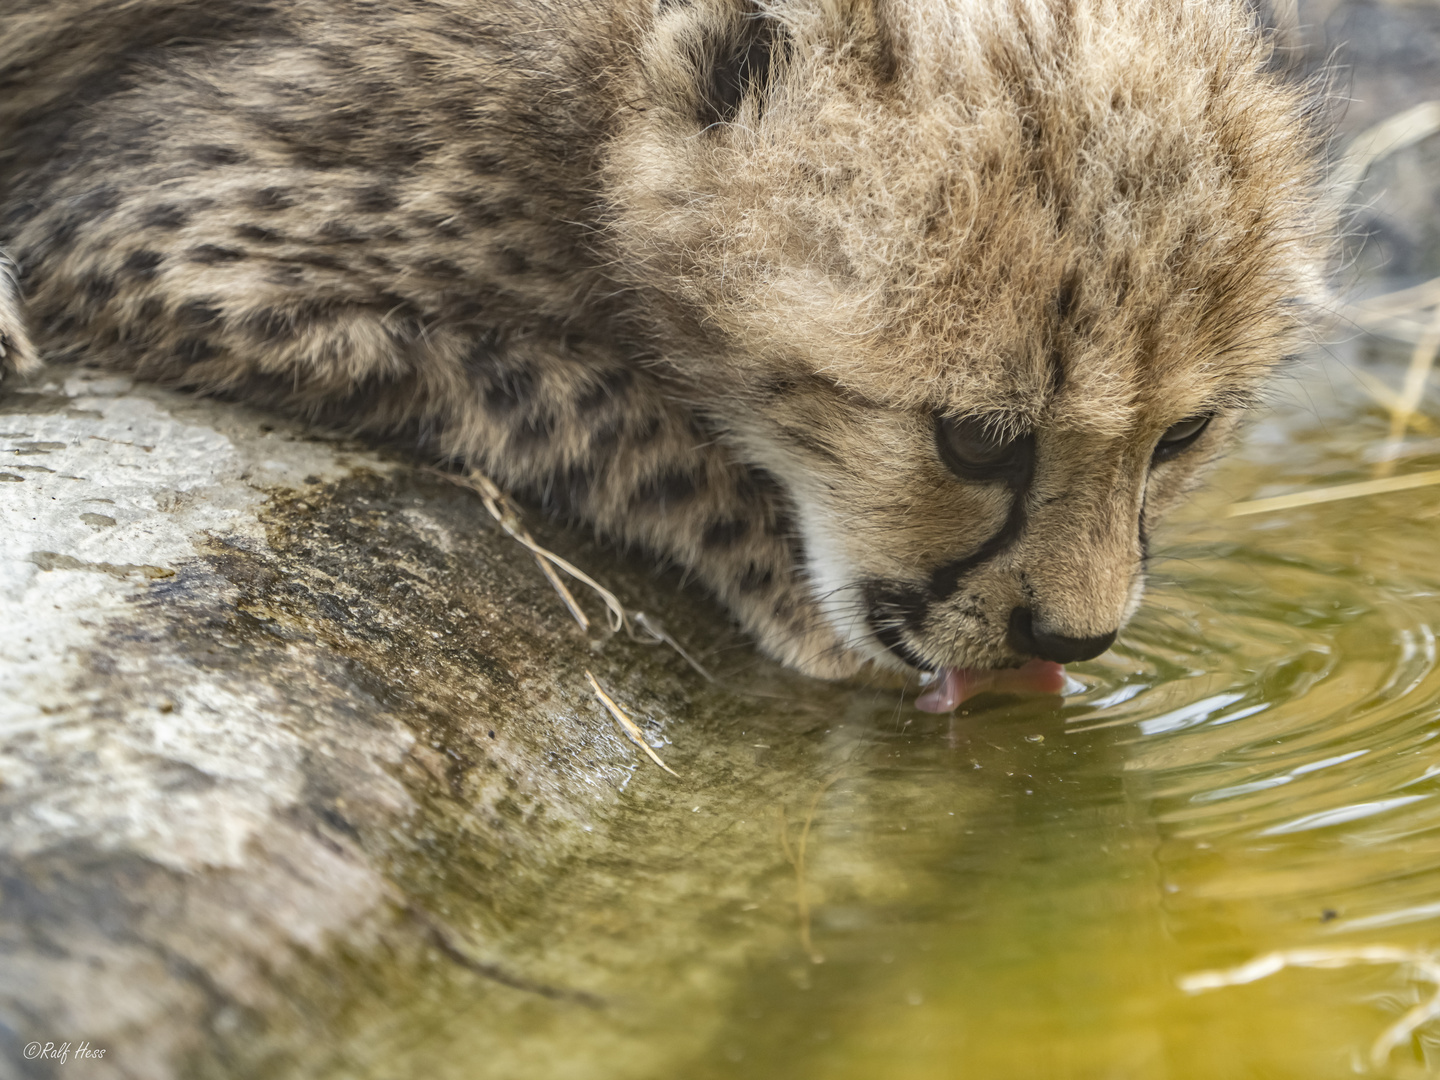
[1, 366, 927, 1080]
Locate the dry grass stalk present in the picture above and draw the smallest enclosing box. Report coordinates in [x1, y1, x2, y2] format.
[1353, 368, 1437, 435]
[1226, 468, 1440, 516]
[432, 467, 713, 680]
[1350, 276, 1440, 320]
[585, 670, 679, 777]
[1328, 103, 1440, 471]
[1342, 277, 1440, 347]
[442, 468, 622, 629]
[1180, 945, 1440, 1071]
[1331, 100, 1440, 200]
[1376, 305, 1440, 477]
[629, 611, 715, 683]
[778, 774, 844, 965]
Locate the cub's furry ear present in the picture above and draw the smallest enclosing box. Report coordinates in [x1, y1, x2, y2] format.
[649, 0, 788, 129]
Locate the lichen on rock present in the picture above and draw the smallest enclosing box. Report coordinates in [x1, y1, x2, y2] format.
[1, 365, 890, 1080]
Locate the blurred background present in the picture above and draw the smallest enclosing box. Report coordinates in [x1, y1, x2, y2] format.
[1290, 0, 1440, 282]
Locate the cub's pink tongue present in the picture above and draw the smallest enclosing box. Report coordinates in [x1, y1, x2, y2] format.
[913, 660, 1067, 713]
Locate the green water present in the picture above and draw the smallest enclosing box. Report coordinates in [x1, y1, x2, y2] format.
[258, 333, 1440, 1080]
[683, 341, 1440, 1080]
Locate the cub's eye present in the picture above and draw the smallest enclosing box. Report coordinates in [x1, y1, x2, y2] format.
[935, 414, 1026, 480]
[1152, 414, 1212, 463]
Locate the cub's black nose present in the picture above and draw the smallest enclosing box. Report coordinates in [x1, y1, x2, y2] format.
[1007, 607, 1116, 664]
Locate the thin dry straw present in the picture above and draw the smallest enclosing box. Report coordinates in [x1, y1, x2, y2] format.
[1328, 104, 1440, 475]
[1236, 104, 1440, 515]
[1227, 468, 1440, 516]
[1180, 946, 1440, 1071]
[1347, 276, 1440, 320]
[1375, 304, 1440, 477]
[1352, 366, 1436, 435]
[1341, 276, 1440, 348]
[778, 773, 844, 965]
[441, 468, 624, 630]
[431, 467, 713, 681]
[586, 670, 679, 777]
[1330, 100, 1440, 203]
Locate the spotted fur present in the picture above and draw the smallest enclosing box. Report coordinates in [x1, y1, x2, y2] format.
[0, 0, 1333, 681]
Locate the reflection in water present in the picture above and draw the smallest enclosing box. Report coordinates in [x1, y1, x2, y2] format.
[686, 342, 1440, 1079]
[306, 340, 1440, 1080]
[1179, 945, 1440, 1072]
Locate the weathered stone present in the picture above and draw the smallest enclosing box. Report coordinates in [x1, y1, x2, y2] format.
[0, 365, 892, 1079]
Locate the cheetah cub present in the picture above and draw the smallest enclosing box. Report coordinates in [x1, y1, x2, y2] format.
[0, 0, 1330, 708]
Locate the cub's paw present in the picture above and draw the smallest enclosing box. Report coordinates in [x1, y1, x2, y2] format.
[0, 249, 38, 385]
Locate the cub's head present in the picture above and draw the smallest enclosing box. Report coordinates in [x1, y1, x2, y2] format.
[607, 0, 1331, 686]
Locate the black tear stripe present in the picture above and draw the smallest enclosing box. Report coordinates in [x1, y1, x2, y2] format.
[859, 445, 1036, 667]
[1138, 491, 1150, 564]
[925, 439, 1037, 609]
[925, 492, 1029, 607]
